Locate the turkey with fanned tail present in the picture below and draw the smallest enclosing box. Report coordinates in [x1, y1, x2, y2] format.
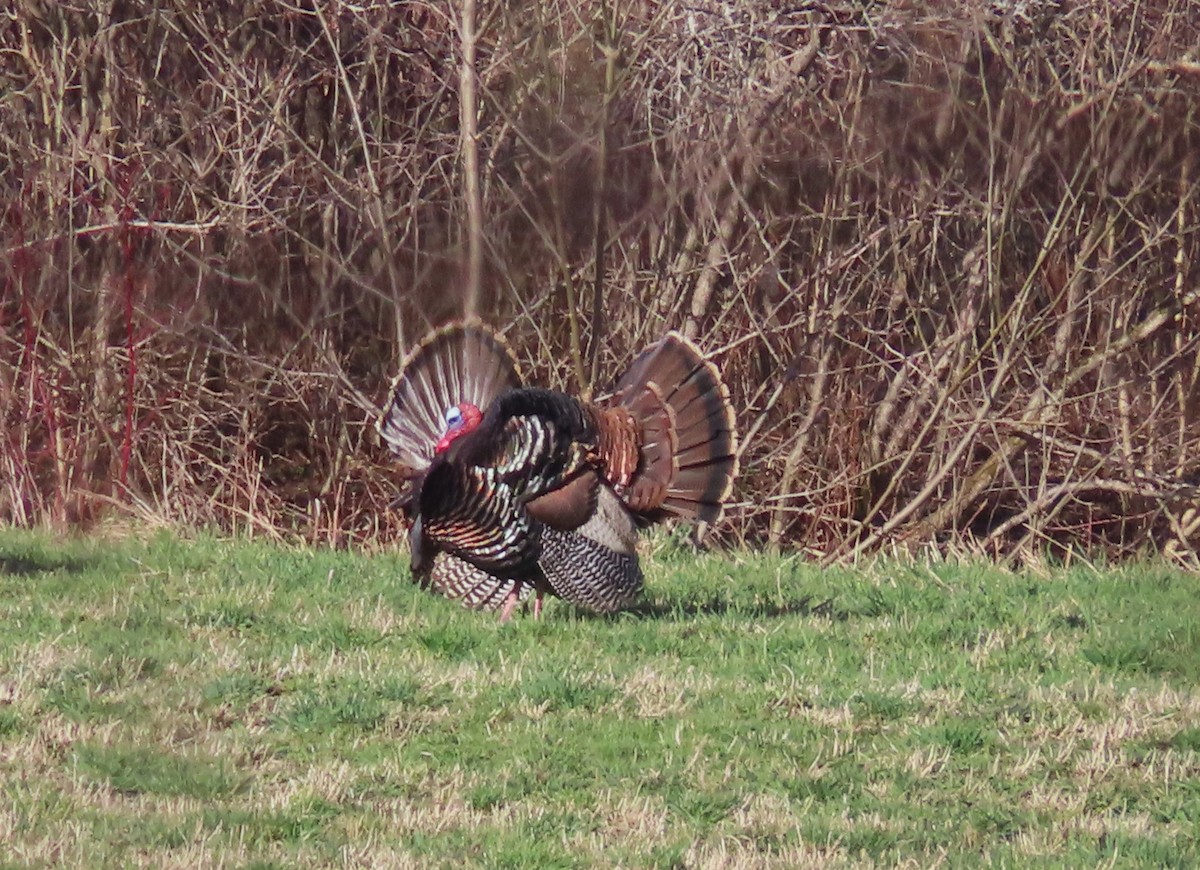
[378, 321, 737, 619]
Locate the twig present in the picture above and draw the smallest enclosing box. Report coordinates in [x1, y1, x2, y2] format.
[459, 0, 484, 320]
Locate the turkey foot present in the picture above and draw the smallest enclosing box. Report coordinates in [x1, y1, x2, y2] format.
[498, 586, 522, 623]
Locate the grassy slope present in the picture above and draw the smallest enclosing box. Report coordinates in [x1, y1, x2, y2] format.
[0, 529, 1198, 868]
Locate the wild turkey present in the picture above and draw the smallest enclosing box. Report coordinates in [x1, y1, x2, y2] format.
[378, 322, 531, 612]
[378, 321, 737, 618]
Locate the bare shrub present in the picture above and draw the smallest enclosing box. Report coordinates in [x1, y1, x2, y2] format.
[3, 0, 1199, 564]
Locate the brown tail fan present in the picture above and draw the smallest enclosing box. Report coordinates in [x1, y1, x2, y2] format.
[377, 321, 522, 483]
[607, 332, 738, 524]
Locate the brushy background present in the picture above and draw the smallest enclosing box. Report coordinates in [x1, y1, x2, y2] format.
[3, 0, 1200, 564]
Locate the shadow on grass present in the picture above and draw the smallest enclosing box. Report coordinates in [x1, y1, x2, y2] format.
[0, 553, 93, 577]
[569, 594, 842, 622]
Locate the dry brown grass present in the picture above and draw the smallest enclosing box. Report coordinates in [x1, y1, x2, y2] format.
[3, 1, 1200, 562]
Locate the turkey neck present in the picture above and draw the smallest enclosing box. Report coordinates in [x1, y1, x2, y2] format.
[446, 387, 599, 468]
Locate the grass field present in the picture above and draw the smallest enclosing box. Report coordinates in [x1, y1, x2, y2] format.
[0, 529, 1198, 868]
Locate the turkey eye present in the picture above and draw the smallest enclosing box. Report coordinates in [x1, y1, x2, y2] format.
[443, 406, 463, 428]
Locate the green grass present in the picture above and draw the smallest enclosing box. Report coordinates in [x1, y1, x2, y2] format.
[1, 530, 1199, 867]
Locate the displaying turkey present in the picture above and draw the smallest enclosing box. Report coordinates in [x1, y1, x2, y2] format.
[378, 322, 531, 612]
[378, 321, 737, 618]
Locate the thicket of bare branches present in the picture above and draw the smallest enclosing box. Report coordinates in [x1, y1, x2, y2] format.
[4, 0, 1200, 564]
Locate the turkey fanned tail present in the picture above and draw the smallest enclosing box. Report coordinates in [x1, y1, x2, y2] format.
[606, 331, 739, 525]
[377, 320, 522, 497]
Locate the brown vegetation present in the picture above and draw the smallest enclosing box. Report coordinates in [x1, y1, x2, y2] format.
[3, 0, 1200, 564]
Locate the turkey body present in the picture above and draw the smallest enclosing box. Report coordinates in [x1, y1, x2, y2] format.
[379, 322, 737, 617]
